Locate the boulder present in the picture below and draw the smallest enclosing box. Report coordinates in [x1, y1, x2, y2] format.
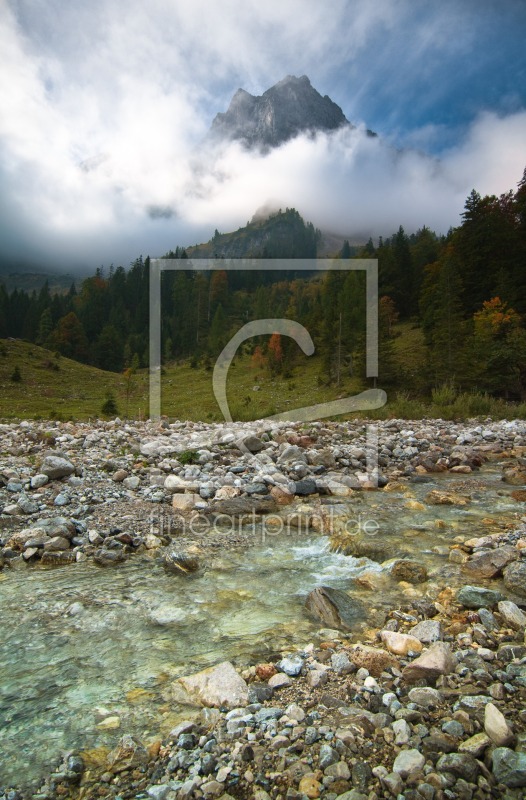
[175, 661, 249, 710]
[40, 456, 75, 480]
[436, 753, 479, 783]
[163, 550, 200, 575]
[502, 467, 526, 486]
[407, 687, 443, 708]
[462, 546, 517, 579]
[172, 493, 200, 515]
[277, 655, 304, 676]
[238, 435, 265, 453]
[107, 735, 149, 774]
[165, 476, 200, 493]
[43, 536, 70, 552]
[40, 550, 76, 565]
[267, 673, 292, 689]
[425, 490, 470, 506]
[484, 702, 515, 746]
[93, 549, 126, 566]
[402, 642, 456, 685]
[458, 733, 491, 757]
[305, 587, 365, 631]
[329, 534, 392, 561]
[349, 644, 399, 677]
[457, 585, 504, 609]
[409, 620, 442, 643]
[497, 600, 526, 630]
[209, 497, 277, 516]
[392, 749, 425, 777]
[503, 561, 526, 598]
[294, 479, 318, 496]
[270, 485, 294, 505]
[390, 560, 428, 584]
[492, 748, 526, 787]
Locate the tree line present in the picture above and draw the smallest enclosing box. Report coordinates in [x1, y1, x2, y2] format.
[1, 172, 525, 398]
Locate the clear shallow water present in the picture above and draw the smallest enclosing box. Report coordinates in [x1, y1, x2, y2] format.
[0, 462, 521, 790]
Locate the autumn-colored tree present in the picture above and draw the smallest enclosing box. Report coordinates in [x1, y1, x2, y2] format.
[379, 296, 399, 338]
[471, 297, 525, 397]
[48, 312, 89, 361]
[473, 297, 521, 338]
[251, 345, 267, 370]
[268, 333, 283, 374]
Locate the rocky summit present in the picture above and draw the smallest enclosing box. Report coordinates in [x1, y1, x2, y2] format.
[210, 75, 352, 150]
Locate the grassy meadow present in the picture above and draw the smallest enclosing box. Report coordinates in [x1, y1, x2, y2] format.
[1, 332, 525, 423]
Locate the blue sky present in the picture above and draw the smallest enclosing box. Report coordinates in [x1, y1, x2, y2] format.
[1, 0, 525, 271]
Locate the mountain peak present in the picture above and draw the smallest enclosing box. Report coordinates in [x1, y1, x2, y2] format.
[210, 75, 349, 150]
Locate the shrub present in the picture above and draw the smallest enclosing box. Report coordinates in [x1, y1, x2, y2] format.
[10, 365, 22, 382]
[431, 382, 457, 406]
[101, 392, 119, 416]
[177, 450, 200, 465]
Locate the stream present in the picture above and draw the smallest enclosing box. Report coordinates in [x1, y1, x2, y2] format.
[0, 461, 521, 790]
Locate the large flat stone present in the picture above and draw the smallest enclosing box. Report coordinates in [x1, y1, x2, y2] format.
[457, 585, 504, 609]
[40, 455, 75, 479]
[462, 546, 517, 579]
[175, 661, 249, 710]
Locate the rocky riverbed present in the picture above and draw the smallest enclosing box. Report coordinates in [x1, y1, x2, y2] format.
[1, 416, 526, 799]
[1, 416, 525, 568]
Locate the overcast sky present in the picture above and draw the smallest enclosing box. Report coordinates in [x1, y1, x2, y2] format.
[1, 0, 525, 273]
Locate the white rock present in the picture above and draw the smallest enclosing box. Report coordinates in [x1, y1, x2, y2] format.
[392, 719, 411, 745]
[165, 475, 200, 493]
[176, 661, 249, 710]
[392, 748, 425, 776]
[31, 474, 49, 489]
[484, 702, 514, 746]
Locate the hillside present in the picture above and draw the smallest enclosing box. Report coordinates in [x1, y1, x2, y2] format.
[0, 271, 80, 294]
[184, 208, 320, 259]
[2, 331, 525, 423]
[0, 338, 364, 422]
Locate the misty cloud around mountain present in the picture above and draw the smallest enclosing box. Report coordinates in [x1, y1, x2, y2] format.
[1, 0, 526, 274]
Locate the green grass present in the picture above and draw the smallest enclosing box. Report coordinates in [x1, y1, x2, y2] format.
[1, 335, 525, 422]
[0, 339, 150, 421]
[161, 350, 365, 422]
[0, 338, 364, 422]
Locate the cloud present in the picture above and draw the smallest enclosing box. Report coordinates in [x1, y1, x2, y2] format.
[0, 0, 525, 270]
[184, 112, 526, 241]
